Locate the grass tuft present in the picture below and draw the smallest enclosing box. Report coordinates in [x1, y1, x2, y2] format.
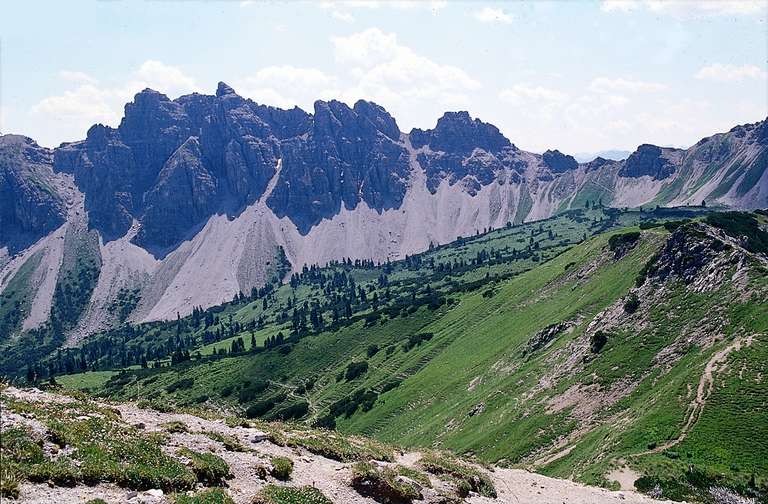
[179, 448, 231, 486]
[173, 488, 235, 504]
[418, 452, 496, 498]
[163, 421, 190, 433]
[203, 431, 247, 452]
[350, 461, 423, 502]
[269, 456, 294, 481]
[251, 485, 333, 504]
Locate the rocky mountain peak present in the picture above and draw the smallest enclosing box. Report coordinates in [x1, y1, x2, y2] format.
[0, 135, 51, 164]
[0, 135, 65, 250]
[353, 100, 401, 140]
[216, 81, 237, 97]
[619, 143, 676, 180]
[542, 149, 579, 173]
[267, 98, 410, 235]
[409, 111, 511, 154]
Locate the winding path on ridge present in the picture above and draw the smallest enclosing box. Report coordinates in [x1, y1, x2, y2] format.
[639, 335, 751, 456]
[532, 334, 752, 483]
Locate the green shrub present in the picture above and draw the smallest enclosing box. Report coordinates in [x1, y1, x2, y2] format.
[162, 421, 189, 433]
[313, 414, 336, 430]
[85, 500, 108, 504]
[623, 292, 640, 314]
[608, 231, 640, 253]
[663, 220, 687, 232]
[1, 427, 45, 464]
[204, 431, 246, 452]
[418, 452, 496, 498]
[178, 448, 231, 486]
[44, 417, 196, 492]
[366, 344, 380, 358]
[173, 488, 235, 504]
[27, 458, 80, 487]
[395, 465, 432, 488]
[137, 398, 177, 413]
[166, 378, 195, 393]
[238, 380, 269, 403]
[283, 431, 394, 462]
[351, 461, 423, 502]
[345, 361, 369, 381]
[264, 401, 309, 421]
[590, 331, 609, 353]
[270, 456, 294, 481]
[245, 393, 287, 418]
[328, 389, 378, 419]
[402, 333, 434, 352]
[0, 463, 23, 499]
[706, 212, 768, 253]
[252, 485, 333, 504]
[224, 416, 251, 428]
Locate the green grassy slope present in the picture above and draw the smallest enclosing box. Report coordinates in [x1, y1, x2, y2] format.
[23, 208, 768, 503]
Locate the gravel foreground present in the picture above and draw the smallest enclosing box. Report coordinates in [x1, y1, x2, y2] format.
[1, 386, 680, 504]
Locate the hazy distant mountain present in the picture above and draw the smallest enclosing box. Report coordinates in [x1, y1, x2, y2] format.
[1, 82, 766, 338]
[572, 150, 632, 163]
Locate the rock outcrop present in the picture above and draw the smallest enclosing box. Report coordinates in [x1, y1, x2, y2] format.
[619, 144, 677, 179]
[0, 135, 66, 251]
[267, 99, 410, 234]
[542, 149, 579, 173]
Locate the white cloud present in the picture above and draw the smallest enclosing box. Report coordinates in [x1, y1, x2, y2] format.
[237, 66, 340, 110]
[695, 63, 767, 82]
[473, 7, 513, 24]
[236, 28, 479, 129]
[32, 84, 116, 125]
[589, 77, 666, 93]
[30, 61, 199, 146]
[499, 84, 567, 105]
[601, 0, 766, 16]
[332, 28, 402, 67]
[135, 60, 199, 93]
[331, 28, 481, 115]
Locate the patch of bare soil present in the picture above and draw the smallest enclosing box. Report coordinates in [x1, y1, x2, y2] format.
[607, 465, 642, 492]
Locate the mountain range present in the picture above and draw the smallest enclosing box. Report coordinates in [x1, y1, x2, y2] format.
[1, 82, 767, 340]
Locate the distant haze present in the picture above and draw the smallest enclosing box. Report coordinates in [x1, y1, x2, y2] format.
[572, 150, 632, 163]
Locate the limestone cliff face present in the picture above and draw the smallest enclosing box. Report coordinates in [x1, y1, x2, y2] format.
[1, 83, 766, 333]
[0, 135, 65, 251]
[267, 99, 410, 234]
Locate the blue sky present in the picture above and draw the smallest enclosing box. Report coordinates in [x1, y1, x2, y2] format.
[1, 0, 766, 153]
